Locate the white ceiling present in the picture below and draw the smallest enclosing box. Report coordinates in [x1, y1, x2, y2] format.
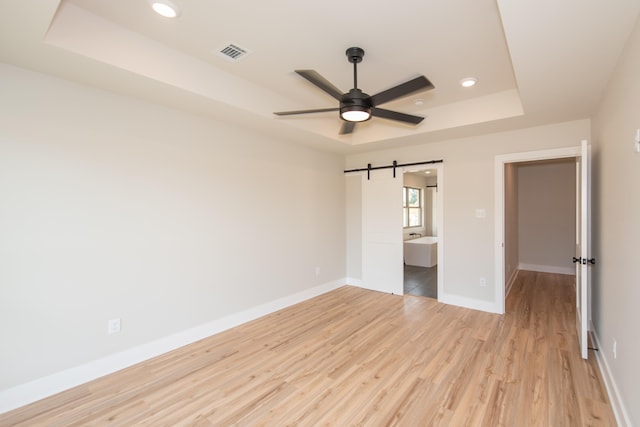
[1, 0, 639, 153]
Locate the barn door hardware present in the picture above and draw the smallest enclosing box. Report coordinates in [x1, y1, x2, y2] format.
[344, 159, 443, 180]
[573, 257, 596, 265]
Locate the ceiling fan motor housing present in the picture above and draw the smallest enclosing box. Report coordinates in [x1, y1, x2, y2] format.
[340, 89, 372, 122]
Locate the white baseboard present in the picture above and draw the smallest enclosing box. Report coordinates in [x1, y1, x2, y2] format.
[590, 324, 631, 427]
[349, 277, 501, 314]
[518, 263, 575, 275]
[345, 277, 364, 287]
[439, 292, 502, 314]
[0, 279, 345, 415]
[505, 269, 520, 297]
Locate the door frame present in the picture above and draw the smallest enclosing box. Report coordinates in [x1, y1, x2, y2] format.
[494, 144, 583, 314]
[402, 163, 445, 301]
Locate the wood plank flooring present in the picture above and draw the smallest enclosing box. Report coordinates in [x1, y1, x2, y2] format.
[0, 271, 616, 426]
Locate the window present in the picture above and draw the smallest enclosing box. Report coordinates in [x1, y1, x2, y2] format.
[403, 186, 422, 228]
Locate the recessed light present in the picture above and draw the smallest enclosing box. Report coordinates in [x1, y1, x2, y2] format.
[150, 0, 180, 18]
[414, 99, 425, 106]
[460, 77, 478, 88]
[425, 171, 432, 174]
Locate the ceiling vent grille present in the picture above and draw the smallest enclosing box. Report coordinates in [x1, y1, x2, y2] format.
[217, 43, 250, 62]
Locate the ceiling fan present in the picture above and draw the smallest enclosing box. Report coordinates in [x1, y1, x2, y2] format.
[274, 47, 434, 135]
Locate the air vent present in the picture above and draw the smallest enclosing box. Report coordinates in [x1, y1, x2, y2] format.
[216, 43, 250, 62]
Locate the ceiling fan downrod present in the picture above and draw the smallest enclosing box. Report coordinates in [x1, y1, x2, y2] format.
[346, 47, 364, 90]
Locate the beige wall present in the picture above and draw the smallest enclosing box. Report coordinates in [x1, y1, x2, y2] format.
[517, 160, 575, 274]
[591, 12, 640, 426]
[0, 64, 346, 392]
[346, 119, 590, 308]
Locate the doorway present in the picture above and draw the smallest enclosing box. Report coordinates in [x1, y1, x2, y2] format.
[349, 161, 444, 299]
[495, 145, 582, 313]
[506, 158, 576, 295]
[495, 142, 591, 360]
[403, 167, 440, 300]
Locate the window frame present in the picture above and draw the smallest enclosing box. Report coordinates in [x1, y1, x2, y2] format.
[403, 186, 423, 228]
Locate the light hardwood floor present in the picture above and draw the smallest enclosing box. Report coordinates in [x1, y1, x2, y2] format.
[0, 271, 616, 426]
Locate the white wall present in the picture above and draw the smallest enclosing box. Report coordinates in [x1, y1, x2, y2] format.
[424, 175, 438, 237]
[591, 12, 640, 426]
[346, 119, 590, 310]
[0, 64, 346, 398]
[425, 180, 437, 236]
[517, 160, 575, 274]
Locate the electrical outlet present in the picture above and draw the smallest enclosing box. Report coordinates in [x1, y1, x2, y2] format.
[479, 277, 486, 287]
[108, 318, 121, 335]
[315, 267, 321, 277]
[613, 339, 617, 359]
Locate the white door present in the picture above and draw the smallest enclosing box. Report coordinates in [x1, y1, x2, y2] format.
[575, 139, 591, 359]
[361, 170, 403, 295]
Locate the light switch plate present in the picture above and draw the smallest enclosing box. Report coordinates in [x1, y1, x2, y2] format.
[108, 318, 121, 335]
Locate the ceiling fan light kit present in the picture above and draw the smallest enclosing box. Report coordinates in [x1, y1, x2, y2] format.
[341, 107, 371, 122]
[274, 47, 434, 135]
[340, 92, 372, 122]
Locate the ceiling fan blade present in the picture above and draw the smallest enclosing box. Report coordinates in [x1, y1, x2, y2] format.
[339, 121, 356, 135]
[274, 107, 338, 116]
[370, 76, 434, 106]
[295, 70, 344, 100]
[371, 107, 424, 124]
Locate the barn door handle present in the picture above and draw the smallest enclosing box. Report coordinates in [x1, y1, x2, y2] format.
[572, 257, 582, 264]
[587, 258, 596, 265]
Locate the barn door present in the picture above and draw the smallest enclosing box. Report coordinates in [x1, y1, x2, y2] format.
[361, 170, 403, 295]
